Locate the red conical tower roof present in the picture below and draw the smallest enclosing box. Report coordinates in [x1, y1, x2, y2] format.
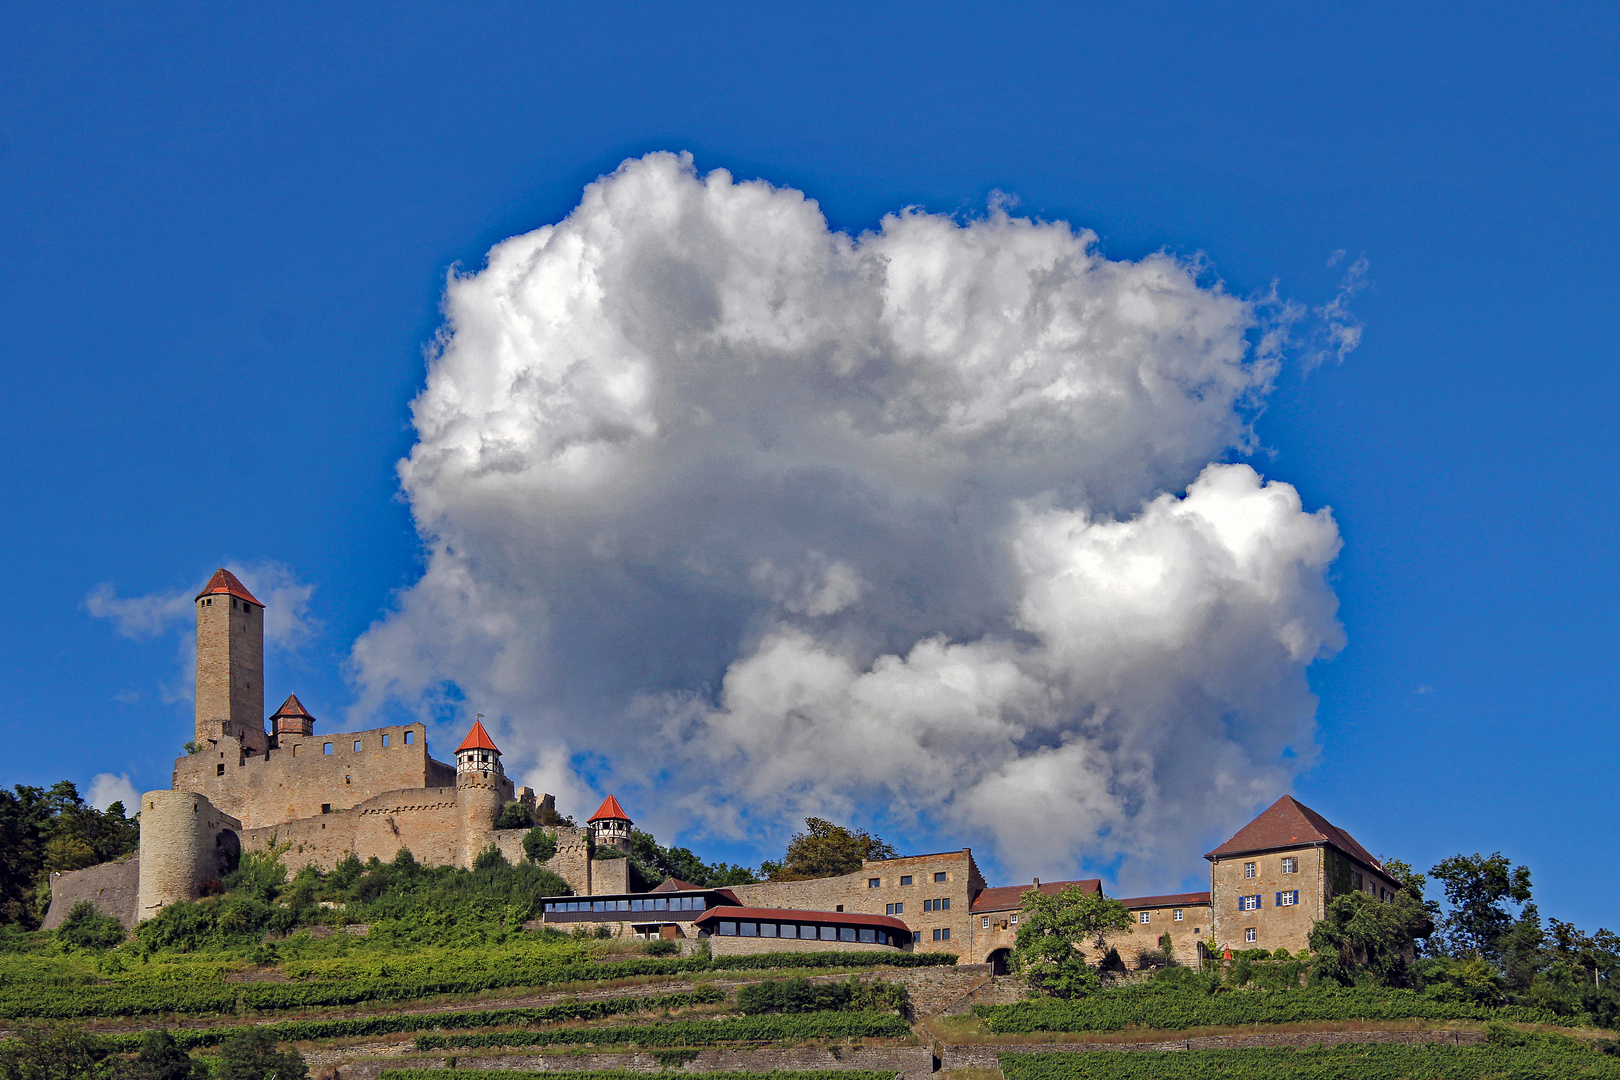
[589, 794, 631, 823]
[196, 568, 262, 606]
[269, 694, 314, 721]
[456, 719, 501, 754]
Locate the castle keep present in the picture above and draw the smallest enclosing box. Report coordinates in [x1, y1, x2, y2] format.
[49, 569, 1403, 963]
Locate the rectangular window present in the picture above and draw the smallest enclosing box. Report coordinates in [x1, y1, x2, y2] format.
[802, 925, 818, 939]
[859, 927, 876, 943]
[900, 875, 913, 886]
[739, 922, 758, 937]
[820, 926, 837, 940]
[1276, 890, 1299, 907]
[1173, 909, 1183, 921]
[941, 896, 951, 910]
[1281, 856, 1298, 874]
[982, 916, 990, 928]
[1139, 912, 1151, 924]
[1239, 894, 1261, 911]
[912, 931, 922, 942]
[1010, 914, 1017, 925]
[404, 731, 414, 744]
[217, 764, 225, 776]
[885, 903, 905, 916]
[324, 743, 333, 755]
[381, 734, 389, 747]
[869, 878, 881, 888]
[717, 921, 737, 936]
[931, 927, 950, 941]
[1244, 861, 1256, 878]
[839, 927, 857, 942]
[321, 803, 330, 814]
[1245, 927, 1257, 943]
[780, 924, 797, 938]
[760, 922, 777, 937]
[354, 740, 362, 752]
[893, 902, 902, 915]
[1352, 872, 1363, 890]
[935, 872, 947, 882]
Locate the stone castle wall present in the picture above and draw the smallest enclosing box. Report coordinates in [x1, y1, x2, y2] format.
[136, 791, 242, 921]
[42, 854, 140, 930]
[173, 722, 453, 830]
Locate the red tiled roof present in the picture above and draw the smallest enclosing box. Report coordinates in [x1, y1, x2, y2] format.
[196, 568, 262, 606]
[455, 720, 501, 754]
[269, 694, 314, 720]
[650, 877, 701, 893]
[693, 906, 911, 934]
[1116, 891, 1211, 909]
[1205, 795, 1383, 871]
[589, 794, 631, 823]
[970, 879, 1103, 913]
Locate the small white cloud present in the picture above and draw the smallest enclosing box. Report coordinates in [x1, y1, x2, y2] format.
[87, 773, 139, 812]
[83, 583, 193, 639]
[1307, 255, 1369, 370]
[750, 552, 865, 617]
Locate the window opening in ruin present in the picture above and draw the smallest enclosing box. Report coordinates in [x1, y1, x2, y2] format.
[324, 743, 333, 755]
[345, 775, 351, 784]
[322, 804, 330, 814]
[382, 734, 389, 747]
[216, 764, 224, 776]
[354, 740, 362, 752]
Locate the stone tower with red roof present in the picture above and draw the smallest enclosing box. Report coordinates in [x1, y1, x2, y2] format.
[455, 719, 513, 868]
[588, 794, 633, 852]
[194, 569, 267, 754]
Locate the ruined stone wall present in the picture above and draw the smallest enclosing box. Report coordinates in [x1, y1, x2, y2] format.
[591, 855, 631, 895]
[732, 850, 982, 957]
[172, 722, 446, 830]
[43, 854, 139, 929]
[239, 786, 463, 872]
[541, 827, 593, 895]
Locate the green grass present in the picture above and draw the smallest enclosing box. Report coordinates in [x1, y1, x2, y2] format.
[976, 985, 1571, 1034]
[413, 1011, 915, 1050]
[379, 1073, 901, 1080]
[996, 1037, 1620, 1079]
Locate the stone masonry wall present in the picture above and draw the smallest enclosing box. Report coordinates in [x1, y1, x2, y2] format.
[1093, 902, 1213, 967]
[334, 1047, 934, 1080]
[1211, 846, 1323, 954]
[173, 723, 446, 830]
[240, 787, 463, 872]
[707, 934, 902, 956]
[732, 850, 983, 958]
[43, 855, 139, 929]
[194, 593, 264, 752]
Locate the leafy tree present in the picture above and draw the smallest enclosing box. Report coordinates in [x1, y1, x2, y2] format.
[112, 1030, 205, 1080]
[759, 818, 895, 881]
[0, 782, 139, 927]
[1012, 884, 1133, 998]
[494, 801, 532, 830]
[57, 899, 126, 950]
[214, 1029, 306, 1080]
[627, 828, 758, 888]
[1308, 888, 1432, 986]
[472, 844, 509, 871]
[1429, 852, 1533, 962]
[0, 1021, 112, 1080]
[522, 827, 558, 864]
[534, 802, 575, 827]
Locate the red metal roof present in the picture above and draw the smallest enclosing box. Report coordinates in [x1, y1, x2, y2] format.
[693, 906, 911, 934]
[1116, 891, 1211, 909]
[455, 720, 501, 754]
[269, 694, 314, 720]
[195, 568, 262, 606]
[970, 878, 1102, 913]
[650, 877, 701, 893]
[589, 794, 631, 823]
[1205, 795, 1383, 871]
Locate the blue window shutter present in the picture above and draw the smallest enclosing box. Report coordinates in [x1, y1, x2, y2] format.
[1275, 892, 1282, 906]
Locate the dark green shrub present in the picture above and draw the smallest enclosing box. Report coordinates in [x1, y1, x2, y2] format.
[495, 802, 533, 830]
[522, 828, 558, 864]
[57, 900, 125, 950]
[113, 1029, 206, 1080]
[645, 939, 679, 956]
[215, 1028, 307, 1080]
[472, 844, 508, 871]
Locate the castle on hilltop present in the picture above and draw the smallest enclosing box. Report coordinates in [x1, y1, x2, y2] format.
[47, 570, 1404, 965]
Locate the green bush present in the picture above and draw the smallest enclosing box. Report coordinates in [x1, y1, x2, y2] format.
[57, 900, 125, 951]
[645, 938, 679, 956]
[738, 977, 906, 1015]
[380, 1072, 896, 1080]
[495, 802, 533, 830]
[522, 828, 558, 864]
[472, 844, 508, 871]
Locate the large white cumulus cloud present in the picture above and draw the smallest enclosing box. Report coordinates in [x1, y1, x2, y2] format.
[353, 152, 1344, 885]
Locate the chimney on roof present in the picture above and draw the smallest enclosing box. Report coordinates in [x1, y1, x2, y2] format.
[1033, 877, 1040, 886]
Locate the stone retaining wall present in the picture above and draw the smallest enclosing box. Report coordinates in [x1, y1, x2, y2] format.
[332, 1046, 933, 1080]
[940, 1028, 1488, 1070]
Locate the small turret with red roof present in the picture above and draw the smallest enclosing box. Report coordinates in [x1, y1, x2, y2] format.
[455, 718, 504, 782]
[589, 794, 633, 851]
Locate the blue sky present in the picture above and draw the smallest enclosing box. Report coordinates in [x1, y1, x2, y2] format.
[1, 4, 1616, 926]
